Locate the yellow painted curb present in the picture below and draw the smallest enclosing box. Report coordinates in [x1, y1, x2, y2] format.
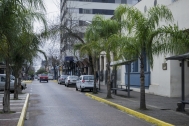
[17, 93, 30, 126]
[86, 93, 174, 126]
[53, 80, 58, 83]
[22, 81, 32, 83]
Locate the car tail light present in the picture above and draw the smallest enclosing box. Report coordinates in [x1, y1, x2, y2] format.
[82, 80, 85, 83]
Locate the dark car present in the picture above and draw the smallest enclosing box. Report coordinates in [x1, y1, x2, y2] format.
[58, 75, 69, 85]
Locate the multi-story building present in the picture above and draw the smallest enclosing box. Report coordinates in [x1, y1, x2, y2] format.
[60, 0, 139, 76]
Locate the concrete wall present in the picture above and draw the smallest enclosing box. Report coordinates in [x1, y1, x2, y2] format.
[150, 54, 171, 97]
[168, 0, 189, 97]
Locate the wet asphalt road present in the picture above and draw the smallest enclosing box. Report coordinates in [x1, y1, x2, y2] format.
[24, 80, 152, 126]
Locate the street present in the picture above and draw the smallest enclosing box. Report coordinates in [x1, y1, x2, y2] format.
[24, 80, 152, 126]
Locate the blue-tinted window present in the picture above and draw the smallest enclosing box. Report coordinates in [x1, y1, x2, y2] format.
[93, 9, 114, 15]
[92, 0, 115, 3]
[79, 8, 114, 15]
[132, 60, 138, 72]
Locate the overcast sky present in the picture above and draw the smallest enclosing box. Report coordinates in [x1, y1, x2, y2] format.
[34, 0, 60, 71]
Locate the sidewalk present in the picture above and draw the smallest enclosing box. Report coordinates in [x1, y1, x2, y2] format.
[86, 85, 189, 126]
[0, 80, 31, 126]
[0, 93, 29, 126]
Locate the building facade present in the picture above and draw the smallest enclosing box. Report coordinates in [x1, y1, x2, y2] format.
[60, 0, 139, 76]
[116, 0, 189, 97]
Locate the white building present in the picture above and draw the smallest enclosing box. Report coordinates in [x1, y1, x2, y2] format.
[114, 0, 189, 97]
[60, 0, 139, 75]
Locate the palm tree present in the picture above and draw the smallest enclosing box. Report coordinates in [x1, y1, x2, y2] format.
[0, 0, 47, 113]
[11, 31, 47, 99]
[79, 15, 121, 98]
[74, 26, 101, 93]
[114, 5, 189, 110]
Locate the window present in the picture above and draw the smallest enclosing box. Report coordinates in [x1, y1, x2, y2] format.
[82, 0, 92, 2]
[132, 60, 138, 72]
[1, 76, 5, 82]
[154, 0, 157, 6]
[83, 9, 93, 14]
[127, 0, 138, 5]
[68, 8, 79, 13]
[101, 56, 104, 70]
[172, 0, 178, 2]
[93, 9, 114, 15]
[79, 20, 88, 26]
[83, 76, 94, 80]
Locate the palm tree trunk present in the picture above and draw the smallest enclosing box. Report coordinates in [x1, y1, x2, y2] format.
[3, 60, 10, 113]
[140, 54, 147, 110]
[106, 59, 112, 98]
[14, 76, 18, 99]
[17, 69, 22, 94]
[92, 53, 97, 94]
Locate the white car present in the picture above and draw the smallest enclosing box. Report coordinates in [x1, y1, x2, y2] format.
[0, 74, 27, 92]
[48, 74, 54, 80]
[76, 75, 98, 92]
[65, 76, 78, 87]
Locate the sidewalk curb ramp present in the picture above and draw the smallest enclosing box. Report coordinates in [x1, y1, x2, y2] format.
[86, 93, 174, 126]
[17, 93, 30, 126]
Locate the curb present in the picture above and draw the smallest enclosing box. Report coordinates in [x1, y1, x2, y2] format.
[17, 93, 30, 126]
[53, 80, 58, 83]
[85, 93, 174, 126]
[22, 81, 32, 83]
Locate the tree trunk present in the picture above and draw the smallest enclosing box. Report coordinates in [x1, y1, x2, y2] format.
[14, 77, 18, 99]
[106, 59, 112, 99]
[53, 66, 56, 80]
[89, 55, 94, 74]
[92, 53, 97, 94]
[3, 60, 10, 113]
[140, 54, 147, 110]
[18, 69, 22, 94]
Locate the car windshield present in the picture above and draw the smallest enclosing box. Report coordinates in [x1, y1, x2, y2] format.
[41, 74, 47, 76]
[10, 75, 15, 80]
[83, 76, 94, 80]
[70, 76, 78, 80]
[1, 75, 14, 82]
[61, 75, 68, 79]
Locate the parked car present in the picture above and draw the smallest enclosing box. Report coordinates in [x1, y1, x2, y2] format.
[65, 75, 78, 87]
[58, 75, 68, 85]
[37, 74, 41, 80]
[0, 74, 27, 92]
[48, 74, 54, 80]
[76, 75, 98, 92]
[39, 74, 48, 83]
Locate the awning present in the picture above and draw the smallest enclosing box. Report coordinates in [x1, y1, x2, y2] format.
[110, 59, 137, 66]
[110, 59, 137, 98]
[166, 52, 189, 60]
